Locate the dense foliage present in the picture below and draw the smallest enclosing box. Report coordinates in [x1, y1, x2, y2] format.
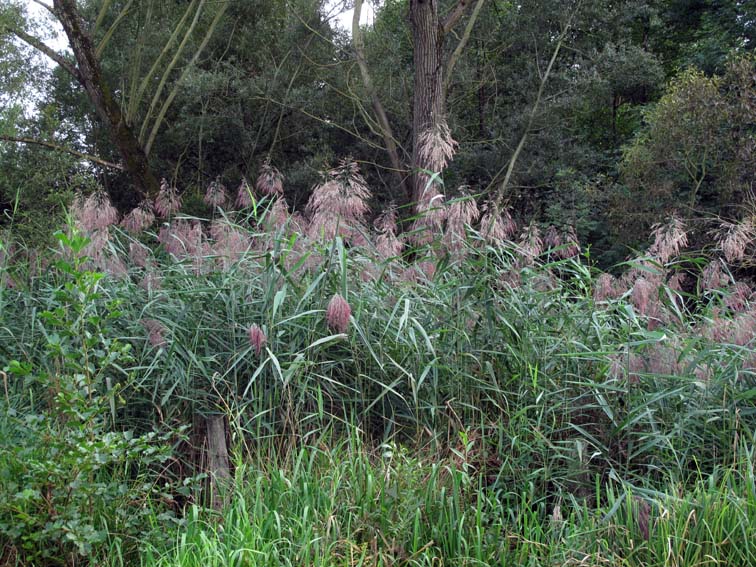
[0, 0, 755, 565]
[1, 165, 756, 564]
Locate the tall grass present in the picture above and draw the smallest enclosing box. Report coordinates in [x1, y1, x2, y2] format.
[1, 174, 755, 565]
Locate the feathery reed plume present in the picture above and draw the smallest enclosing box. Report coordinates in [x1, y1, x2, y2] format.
[235, 177, 254, 208]
[701, 259, 730, 291]
[121, 200, 155, 234]
[256, 161, 284, 196]
[649, 215, 688, 263]
[210, 219, 251, 269]
[158, 219, 204, 259]
[376, 231, 404, 260]
[444, 190, 480, 254]
[247, 324, 267, 356]
[410, 185, 446, 247]
[307, 159, 371, 244]
[82, 227, 111, 260]
[374, 204, 403, 259]
[594, 273, 619, 301]
[560, 226, 580, 259]
[105, 256, 128, 279]
[326, 293, 351, 333]
[417, 119, 458, 173]
[719, 218, 754, 263]
[518, 222, 543, 263]
[289, 211, 308, 235]
[725, 281, 752, 313]
[155, 178, 182, 218]
[544, 225, 561, 251]
[668, 272, 687, 292]
[139, 270, 162, 292]
[128, 242, 150, 267]
[479, 202, 516, 246]
[204, 177, 228, 208]
[140, 318, 168, 348]
[262, 195, 291, 232]
[631, 277, 659, 319]
[732, 311, 756, 346]
[72, 189, 118, 231]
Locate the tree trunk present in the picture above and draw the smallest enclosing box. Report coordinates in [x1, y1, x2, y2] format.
[205, 414, 231, 511]
[410, 0, 445, 200]
[53, 0, 160, 200]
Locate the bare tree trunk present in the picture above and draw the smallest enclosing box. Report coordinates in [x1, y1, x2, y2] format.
[410, 0, 445, 200]
[205, 414, 231, 511]
[409, 0, 478, 201]
[53, 0, 160, 199]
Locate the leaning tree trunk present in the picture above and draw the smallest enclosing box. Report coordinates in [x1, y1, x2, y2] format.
[53, 0, 161, 200]
[410, 0, 445, 201]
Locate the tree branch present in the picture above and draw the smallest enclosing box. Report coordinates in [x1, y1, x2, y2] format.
[0, 135, 124, 170]
[441, 0, 473, 34]
[353, 0, 409, 196]
[490, 4, 581, 210]
[10, 28, 81, 83]
[31, 0, 56, 17]
[443, 0, 485, 97]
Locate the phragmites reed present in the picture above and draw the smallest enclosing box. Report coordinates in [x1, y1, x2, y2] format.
[154, 178, 182, 218]
[72, 189, 118, 232]
[307, 159, 371, 244]
[247, 324, 267, 356]
[235, 177, 254, 208]
[121, 200, 155, 234]
[594, 273, 619, 302]
[128, 242, 150, 268]
[544, 225, 561, 251]
[631, 276, 658, 317]
[701, 259, 731, 291]
[444, 190, 480, 254]
[479, 201, 516, 246]
[718, 217, 754, 263]
[374, 204, 403, 259]
[158, 219, 204, 260]
[264, 195, 291, 231]
[210, 219, 251, 269]
[256, 162, 284, 196]
[649, 215, 688, 263]
[518, 222, 544, 263]
[140, 318, 168, 348]
[326, 293, 351, 333]
[417, 119, 458, 173]
[204, 177, 228, 208]
[561, 226, 580, 259]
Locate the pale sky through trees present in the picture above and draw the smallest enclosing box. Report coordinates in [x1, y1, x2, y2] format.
[26, 0, 374, 49]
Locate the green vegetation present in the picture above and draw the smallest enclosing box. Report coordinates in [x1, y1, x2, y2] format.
[1, 176, 755, 564]
[1, 0, 755, 565]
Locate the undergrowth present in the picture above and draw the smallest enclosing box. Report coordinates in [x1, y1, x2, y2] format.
[0, 166, 755, 565]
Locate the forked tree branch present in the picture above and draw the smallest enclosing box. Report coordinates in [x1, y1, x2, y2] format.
[443, 0, 485, 97]
[31, 0, 55, 17]
[442, 0, 473, 34]
[490, 3, 582, 210]
[352, 0, 409, 196]
[10, 28, 81, 82]
[0, 135, 124, 170]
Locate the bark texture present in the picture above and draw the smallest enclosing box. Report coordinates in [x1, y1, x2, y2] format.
[205, 414, 231, 511]
[53, 0, 160, 199]
[409, 0, 476, 200]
